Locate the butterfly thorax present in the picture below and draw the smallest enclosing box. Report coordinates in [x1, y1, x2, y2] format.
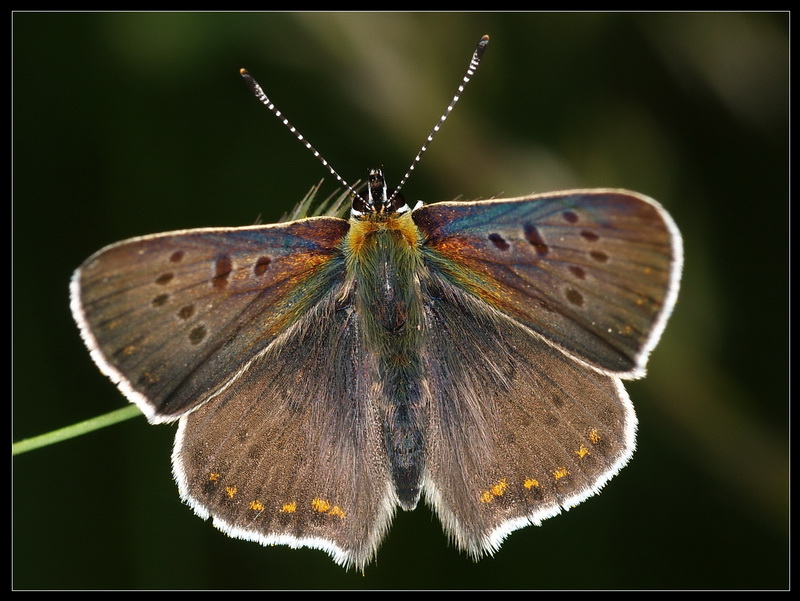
[343, 209, 427, 509]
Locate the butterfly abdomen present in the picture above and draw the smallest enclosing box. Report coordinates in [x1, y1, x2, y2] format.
[344, 213, 428, 509]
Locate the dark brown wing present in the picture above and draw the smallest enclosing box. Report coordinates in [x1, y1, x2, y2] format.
[419, 272, 634, 557]
[70, 217, 350, 422]
[172, 288, 394, 571]
[414, 190, 682, 377]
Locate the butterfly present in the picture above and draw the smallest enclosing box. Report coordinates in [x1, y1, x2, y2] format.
[70, 35, 682, 570]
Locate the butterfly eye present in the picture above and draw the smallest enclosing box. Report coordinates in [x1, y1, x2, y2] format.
[386, 190, 408, 214]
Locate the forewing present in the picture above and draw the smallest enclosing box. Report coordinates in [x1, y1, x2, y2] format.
[413, 190, 682, 376]
[70, 217, 349, 421]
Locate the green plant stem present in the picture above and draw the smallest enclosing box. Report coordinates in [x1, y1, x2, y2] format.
[12, 405, 141, 456]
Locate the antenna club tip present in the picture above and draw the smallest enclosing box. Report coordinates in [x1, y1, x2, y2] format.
[481, 34, 490, 43]
[239, 68, 249, 76]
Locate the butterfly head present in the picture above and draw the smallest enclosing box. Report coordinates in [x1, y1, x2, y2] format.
[350, 169, 411, 218]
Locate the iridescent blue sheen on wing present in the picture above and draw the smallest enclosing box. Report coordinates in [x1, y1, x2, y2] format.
[73, 217, 349, 420]
[413, 190, 681, 375]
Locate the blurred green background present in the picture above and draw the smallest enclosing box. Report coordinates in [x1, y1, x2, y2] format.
[13, 12, 788, 590]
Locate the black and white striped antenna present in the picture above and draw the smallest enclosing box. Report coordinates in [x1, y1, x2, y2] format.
[240, 34, 490, 209]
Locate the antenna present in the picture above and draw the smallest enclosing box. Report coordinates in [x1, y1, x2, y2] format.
[240, 34, 490, 208]
[390, 34, 489, 201]
[239, 68, 360, 200]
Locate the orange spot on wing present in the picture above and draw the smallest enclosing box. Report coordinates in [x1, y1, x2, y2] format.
[479, 478, 509, 503]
